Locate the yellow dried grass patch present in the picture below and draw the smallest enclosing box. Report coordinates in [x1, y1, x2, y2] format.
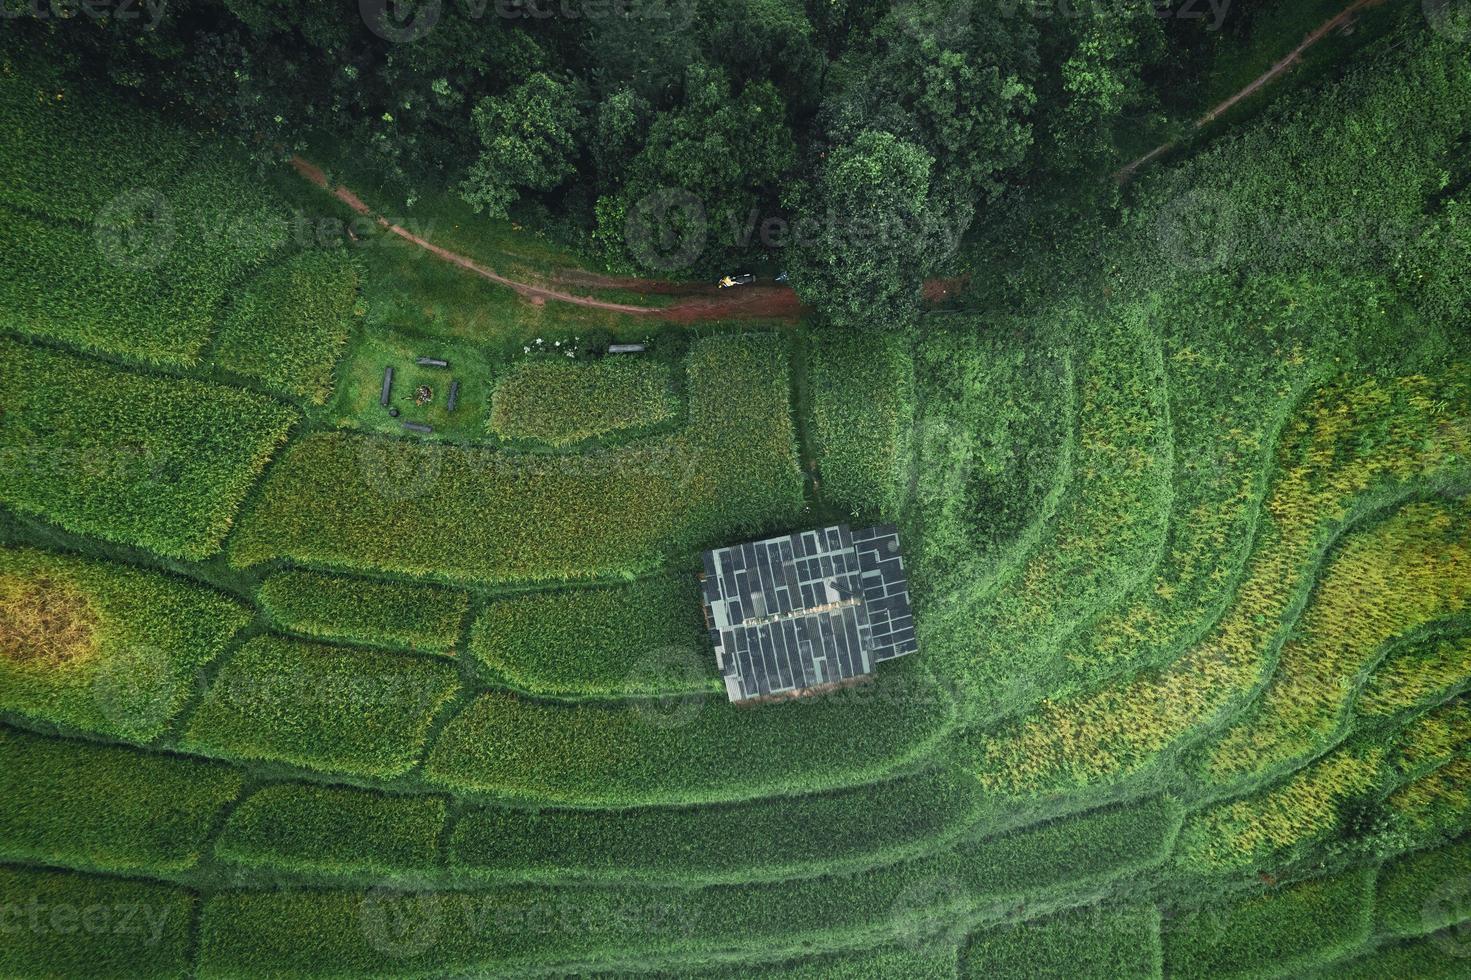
[0, 573, 100, 668]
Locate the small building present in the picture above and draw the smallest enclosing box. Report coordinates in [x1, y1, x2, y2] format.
[699, 524, 918, 704]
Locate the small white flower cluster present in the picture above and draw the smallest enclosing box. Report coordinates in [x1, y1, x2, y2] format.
[522, 336, 582, 359]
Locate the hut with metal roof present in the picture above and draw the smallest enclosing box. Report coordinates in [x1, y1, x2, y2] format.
[698, 524, 917, 704]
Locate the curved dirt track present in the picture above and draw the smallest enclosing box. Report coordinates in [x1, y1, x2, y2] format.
[1117, 0, 1388, 179]
[292, 156, 804, 322]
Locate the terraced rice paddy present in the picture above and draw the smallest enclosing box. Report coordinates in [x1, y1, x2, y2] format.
[3, 19, 1471, 980]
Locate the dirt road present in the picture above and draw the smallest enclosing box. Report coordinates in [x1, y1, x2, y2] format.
[1117, 0, 1389, 179]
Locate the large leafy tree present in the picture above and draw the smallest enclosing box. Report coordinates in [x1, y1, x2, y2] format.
[595, 65, 796, 273]
[460, 73, 585, 218]
[786, 130, 935, 328]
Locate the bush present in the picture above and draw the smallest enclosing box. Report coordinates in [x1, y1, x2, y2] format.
[468, 574, 716, 696]
[0, 726, 241, 874]
[181, 635, 460, 779]
[229, 334, 804, 583]
[0, 338, 299, 560]
[448, 768, 980, 883]
[257, 570, 468, 653]
[211, 249, 361, 404]
[0, 546, 249, 741]
[0, 866, 194, 979]
[1161, 869, 1373, 978]
[489, 356, 678, 447]
[425, 661, 954, 805]
[215, 783, 447, 880]
[961, 904, 1160, 979]
[809, 328, 914, 518]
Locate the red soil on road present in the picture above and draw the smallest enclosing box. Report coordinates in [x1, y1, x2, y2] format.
[292, 156, 961, 322]
[1117, 0, 1388, 180]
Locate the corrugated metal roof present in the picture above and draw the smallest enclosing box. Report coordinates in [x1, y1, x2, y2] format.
[700, 524, 917, 703]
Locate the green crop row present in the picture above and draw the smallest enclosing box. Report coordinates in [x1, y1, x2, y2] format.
[1201, 498, 1471, 786]
[1374, 832, 1471, 939]
[1357, 633, 1471, 718]
[214, 783, 447, 881]
[469, 574, 716, 696]
[0, 338, 299, 560]
[0, 865, 194, 979]
[489, 356, 679, 447]
[0, 546, 249, 741]
[961, 903, 1161, 980]
[976, 368, 1471, 797]
[448, 767, 981, 884]
[425, 658, 953, 805]
[809, 327, 914, 519]
[1318, 933, 1471, 980]
[180, 635, 460, 779]
[1161, 869, 1374, 979]
[1387, 756, 1471, 838]
[909, 318, 1073, 638]
[211, 249, 361, 404]
[0, 153, 288, 368]
[195, 794, 1178, 976]
[256, 570, 468, 653]
[0, 726, 240, 875]
[600, 944, 959, 979]
[0, 54, 195, 223]
[228, 333, 804, 584]
[1055, 275, 1318, 691]
[929, 297, 1173, 717]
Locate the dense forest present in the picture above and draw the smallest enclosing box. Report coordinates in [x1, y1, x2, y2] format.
[11, 0, 1261, 325]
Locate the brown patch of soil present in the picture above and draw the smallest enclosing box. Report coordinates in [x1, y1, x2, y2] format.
[0, 575, 100, 668]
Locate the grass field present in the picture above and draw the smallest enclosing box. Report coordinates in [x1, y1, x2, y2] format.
[4, 15, 1471, 980]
